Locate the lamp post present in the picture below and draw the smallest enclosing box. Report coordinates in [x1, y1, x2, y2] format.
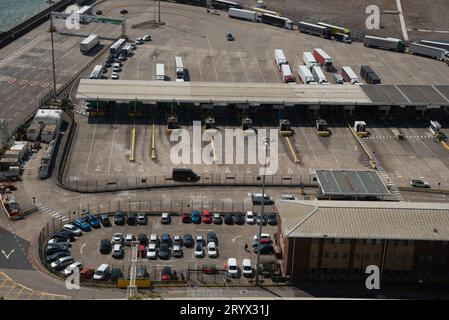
[48, 0, 57, 99]
[255, 137, 272, 287]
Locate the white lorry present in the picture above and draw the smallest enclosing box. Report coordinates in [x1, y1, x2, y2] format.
[298, 65, 316, 84]
[341, 66, 360, 84]
[228, 8, 260, 22]
[274, 49, 288, 70]
[80, 34, 99, 54]
[303, 52, 318, 69]
[156, 63, 165, 81]
[310, 66, 328, 84]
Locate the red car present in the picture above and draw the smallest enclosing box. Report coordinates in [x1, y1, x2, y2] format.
[80, 268, 94, 280]
[137, 244, 146, 258]
[201, 210, 212, 224]
[161, 266, 173, 281]
[181, 213, 191, 223]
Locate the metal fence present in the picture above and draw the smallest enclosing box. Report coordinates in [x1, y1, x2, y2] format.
[59, 173, 316, 193]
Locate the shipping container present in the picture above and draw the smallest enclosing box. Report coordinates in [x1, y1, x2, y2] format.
[228, 8, 259, 22]
[302, 52, 318, 69]
[310, 66, 327, 84]
[363, 35, 406, 52]
[313, 48, 333, 70]
[274, 49, 287, 69]
[341, 66, 360, 84]
[281, 64, 295, 83]
[298, 65, 315, 84]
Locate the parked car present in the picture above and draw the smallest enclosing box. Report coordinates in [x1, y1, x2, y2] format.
[110, 268, 123, 281]
[173, 235, 183, 247]
[51, 256, 74, 271]
[233, 212, 244, 225]
[226, 31, 235, 41]
[138, 244, 146, 258]
[114, 210, 125, 225]
[181, 213, 191, 223]
[202, 264, 218, 275]
[63, 261, 83, 276]
[242, 259, 253, 278]
[161, 266, 172, 281]
[161, 212, 171, 224]
[411, 179, 430, 188]
[135, 38, 144, 45]
[93, 264, 110, 280]
[161, 233, 171, 245]
[207, 242, 218, 258]
[194, 243, 204, 258]
[120, 9, 128, 14]
[100, 214, 111, 227]
[46, 244, 70, 255]
[112, 244, 124, 258]
[281, 193, 295, 200]
[137, 212, 147, 225]
[52, 230, 75, 242]
[256, 214, 267, 226]
[111, 72, 119, 80]
[183, 234, 194, 247]
[146, 243, 157, 259]
[63, 224, 82, 236]
[126, 212, 136, 225]
[125, 234, 136, 246]
[149, 234, 160, 247]
[112, 233, 123, 245]
[251, 193, 274, 205]
[137, 233, 148, 246]
[86, 213, 100, 228]
[46, 251, 70, 264]
[226, 258, 239, 278]
[267, 214, 277, 226]
[253, 244, 274, 255]
[224, 213, 233, 225]
[99, 239, 112, 254]
[142, 35, 152, 41]
[80, 268, 95, 280]
[158, 243, 170, 259]
[212, 213, 222, 224]
[196, 235, 205, 245]
[201, 210, 212, 224]
[47, 238, 71, 247]
[172, 245, 183, 258]
[72, 218, 91, 232]
[207, 232, 218, 245]
[96, 10, 103, 15]
[191, 210, 201, 224]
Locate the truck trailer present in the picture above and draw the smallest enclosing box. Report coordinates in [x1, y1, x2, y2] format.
[261, 14, 293, 29]
[313, 48, 333, 71]
[298, 21, 332, 39]
[156, 63, 165, 81]
[341, 66, 360, 84]
[420, 40, 449, 51]
[363, 35, 406, 52]
[360, 65, 381, 84]
[80, 34, 99, 54]
[274, 49, 288, 69]
[281, 64, 295, 83]
[310, 66, 328, 84]
[298, 65, 316, 84]
[228, 8, 259, 21]
[409, 43, 449, 62]
[303, 52, 318, 69]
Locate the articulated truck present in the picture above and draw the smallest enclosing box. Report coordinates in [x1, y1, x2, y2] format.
[228, 8, 259, 22]
[363, 35, 405, 52]
[313, 48, 333, 71]
[341, 66, 360, 84]
[317, 21, 352, 43]
[274, 49, 288, 69]
[261, 14, 293, 29]
[409, 43, 449, 63]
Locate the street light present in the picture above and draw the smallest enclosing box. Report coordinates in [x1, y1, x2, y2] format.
[47, 0, 57, 99]
[255, 136, 272, 287]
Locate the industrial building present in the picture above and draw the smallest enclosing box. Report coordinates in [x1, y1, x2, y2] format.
[277, 200, 449, 284]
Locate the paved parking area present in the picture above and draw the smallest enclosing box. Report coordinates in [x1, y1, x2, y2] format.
[68, 214, 278, 283]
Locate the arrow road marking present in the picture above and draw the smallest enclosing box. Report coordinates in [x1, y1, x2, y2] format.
[1, 249, 15, 259]
[80, 243, 86, 255]
[232, 235, 242, 243]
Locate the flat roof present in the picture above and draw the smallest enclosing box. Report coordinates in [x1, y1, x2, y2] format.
[279, 200, 449, 240]
[314, 169, 390, 197]
[76, 80, 372, 105]
[361, 85, 449, 106]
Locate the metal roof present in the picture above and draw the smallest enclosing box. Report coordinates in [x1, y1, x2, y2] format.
[279, 200, 449, 241]
[314, 169, 390, 197]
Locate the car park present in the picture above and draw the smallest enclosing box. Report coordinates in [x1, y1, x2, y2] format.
[161, 233, 171, 245]
[100, 214, 111, 227]
[112, 233, 123, 245]
[207, 232, 218, 245]
[63, 262, 83, 276]
[137, 212, 147, 225]
[172, 245, 183, 258]
[46, 251, 70, 264]
[201, 210, 212, 223]
[110, 268, 123, 281]
[158, 243, 170, 259]
[111, 72, 119, 80]
[212, 213, 222, 224]
[46, 244, 70, 255]
[161, 212, 171, 224]
[242, 259, 253, 277]
[194, 243, 204, 258]
[246, 211, 255, 224]
[146, 243, 158, 259]
[183, 234, 194, 247]
[126, 212, 136, 225]
[112, 244, 124, 258]
[51, 256, 74, 271]
[63, 224, 82, 236]
[99, 239, 112, 254]
[137, 233, 148, 245]
[93, 264, 110, 280]
[267, 214, 277, 226]
[411, 179, 430, 188]
[191, 211, 201, 224]
[226, 258, 239, 278]
[149, 234, 160, 247]
[142, 35, 152, 41]
[72, 218, 91, 232]
[114, 211, 125, 225]
[161, 266, 172, 281]
[86, 213, 100, 228]
[181, 213, 191, 223]
[125, 234, 136, 246]
[207, 242, 218, 258]
[233, 212, 244, 225]
[224, 213, 233, 225]
[173, 235, 183, 247]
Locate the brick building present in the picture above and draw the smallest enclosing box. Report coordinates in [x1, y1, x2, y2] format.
[277, 200, 449, 284]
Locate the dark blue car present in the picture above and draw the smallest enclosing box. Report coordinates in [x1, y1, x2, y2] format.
[72, 218, 91, 232]
[86, 213, 101, 228]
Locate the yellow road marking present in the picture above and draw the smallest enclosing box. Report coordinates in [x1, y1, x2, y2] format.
[130, 126, 136, 161]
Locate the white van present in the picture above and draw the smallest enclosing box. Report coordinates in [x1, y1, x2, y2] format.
[227, 258, 238, 278]
[242, 259, 253, 277]
[93, 263, 110, 280]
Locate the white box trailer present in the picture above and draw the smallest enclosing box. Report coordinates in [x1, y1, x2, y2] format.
[274, 49, 287, 69]
[298, 65, 315, 84]
[410, 43, 449, 62]
[310, 66, 328, 84]
[80, 34, 99, 54]
[156, 63, 165, 81]
[303, 52, 318, 69]
[228, 8, 259, 22]
[341, 66, 360, 84]
[281, 64, 295, 83]
[175, 56, 184, 79]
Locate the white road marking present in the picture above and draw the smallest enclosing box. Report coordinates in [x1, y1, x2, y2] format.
[1, 249, 15, 259]
[80, 243, 86, 255]
[396, 0, 409, 42]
